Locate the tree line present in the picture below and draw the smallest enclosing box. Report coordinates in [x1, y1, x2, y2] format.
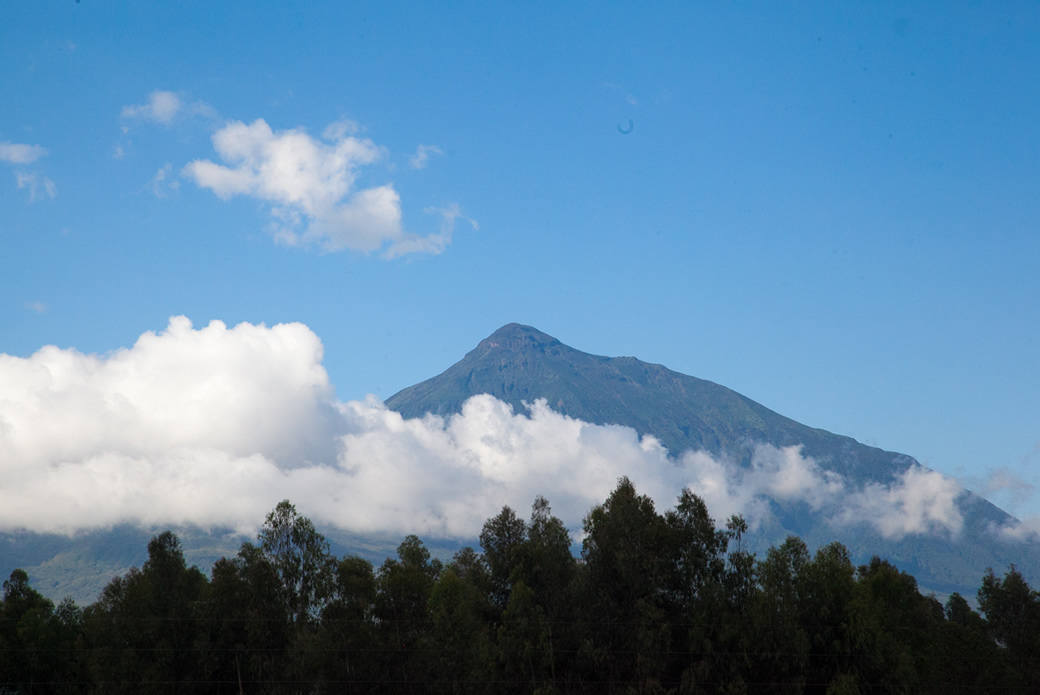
[2, 477, 1038, 693]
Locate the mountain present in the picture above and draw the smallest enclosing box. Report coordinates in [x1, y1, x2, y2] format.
[6, 323, 1034, 605]
[386, 323, 1038, 597]
[388, 323, 910, 483]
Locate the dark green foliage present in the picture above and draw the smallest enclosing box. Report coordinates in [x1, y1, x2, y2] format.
[851, 557, 944, 693]
[80, 531, 210, 693]
[978, 565, 1040, 691]
[372, 535, 442, 691]
[479, 506, 528, 612]
[582, 478, 668, 612]
[931, 593, 1012, 693]
[0, 568, 82, 694]
[663, 490, 729, 609]
[427, 562, 491, 694]
[497, 579, 557, 692]
[579, 477, 671, 691]
[798, 542, 858, 694]
[519, 497, 577, 691]
[205, 542, 291, 692]
[478, 498, 578, 694]
[313, 554, 378, 691]
[746, 537, 811, 694]
[4, 489, 1039, 693]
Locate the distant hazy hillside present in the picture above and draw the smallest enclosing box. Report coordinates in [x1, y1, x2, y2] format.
[386, 323, 1037, 597]
[0, 526, 462, 606]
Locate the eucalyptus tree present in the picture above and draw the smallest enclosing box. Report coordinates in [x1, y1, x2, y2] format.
[81, 531, 210, 694]
[374, 535, 442, 692]
[852, 557, 944, 694]
[978, 565, 1040, 692]
[1, 569, 82, 694]
[258, 500, 336, 628]
[479, 505, 529, 613]
[579, 477, 672, 692]
[206, 543, 291, 694]
[427, 558, 492, 695]
[746, 537, 811, 694]
[314, 555, 379, 692]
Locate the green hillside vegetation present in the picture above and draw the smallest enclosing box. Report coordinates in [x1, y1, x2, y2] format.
[3, 487, 1038, 694]
[386, 323, 1039, 598]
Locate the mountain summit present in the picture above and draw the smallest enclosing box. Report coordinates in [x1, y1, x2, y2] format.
[387, 323, 1037, 596]
[389, 323, 904, 483]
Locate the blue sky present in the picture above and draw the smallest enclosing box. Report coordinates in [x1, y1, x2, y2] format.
[2, 2, 1039, 526]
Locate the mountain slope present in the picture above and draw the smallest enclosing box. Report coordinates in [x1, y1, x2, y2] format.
[386, 323, 1036, 596]
[389, 323, 911, 483]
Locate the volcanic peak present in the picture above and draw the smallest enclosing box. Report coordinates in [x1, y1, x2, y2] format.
[476, 323, 562, 354]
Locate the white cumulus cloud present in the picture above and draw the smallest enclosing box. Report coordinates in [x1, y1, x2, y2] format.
[0, 317, 341, 478]
[184, 118, 433, 255]
[0, 318, 970, 542]
[184, 119, 470, 257]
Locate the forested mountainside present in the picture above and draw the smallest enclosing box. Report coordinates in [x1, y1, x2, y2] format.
[3, 484, 1038, 694]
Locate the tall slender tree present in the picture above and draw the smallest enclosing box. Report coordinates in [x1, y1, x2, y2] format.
[258, 500, 336, 628]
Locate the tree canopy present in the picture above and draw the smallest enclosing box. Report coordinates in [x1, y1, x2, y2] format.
[3, 483, 1037, 694]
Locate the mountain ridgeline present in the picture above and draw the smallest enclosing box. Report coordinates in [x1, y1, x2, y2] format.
[386, 323, 1036, 596]
[388, 323, 910, 483]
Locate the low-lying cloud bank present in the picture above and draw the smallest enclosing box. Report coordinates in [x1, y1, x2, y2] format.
[0, 317, 977, 542]
[970, 464, 1040, 542]
[994, 518, 1040, 542]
